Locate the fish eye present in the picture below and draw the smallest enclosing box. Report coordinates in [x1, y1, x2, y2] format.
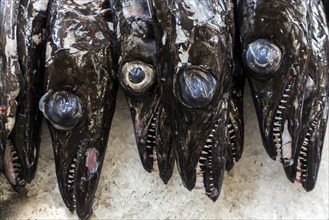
[119, 61, 156, 95]
[39, 91, 84, 130]
[177, 66, 217, 109]
[245, 39, 282, 75]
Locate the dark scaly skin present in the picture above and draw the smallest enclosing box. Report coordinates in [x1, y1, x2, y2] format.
[116, 0, 175, 183]
[39, 1, 118, 218]
[0, 0, 23, 191]
[153, 0, 234, 201]
[284, 1, 329, 191]
[6, 0, 48, 188]
[237, 0, 310, 167]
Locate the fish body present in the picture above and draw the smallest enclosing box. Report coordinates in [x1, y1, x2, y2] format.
[39, 1, 118, 218]
[153, 0, 235, 200]
[116, 0, 175, 183]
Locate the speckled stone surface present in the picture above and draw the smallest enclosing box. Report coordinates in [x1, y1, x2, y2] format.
[0, 86, 328, 219]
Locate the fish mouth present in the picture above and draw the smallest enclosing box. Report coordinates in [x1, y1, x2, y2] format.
[271, 83, 294, 166]
[196, 120, 222, 201]
[226, 106, 244, 171]
[57, 143, 101, 220]
[294, 121, 316, 188]
[3, 140, 26, 192]
[285, 100, 328, 191]
[134, 101, 175, 184]
[174, 102, 228, 202]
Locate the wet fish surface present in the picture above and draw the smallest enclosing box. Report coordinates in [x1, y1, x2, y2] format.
[153, 0, 235, 201]
[116, 0, 175, 184]
[38, 0, 118, 218]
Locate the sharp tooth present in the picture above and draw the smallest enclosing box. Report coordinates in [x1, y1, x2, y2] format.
[279, 105, 286, 109]
[275, 116, 282, 120]
[199, 156, 207, 160]
[11, 156, 19, 161]
[202, 151, 208, 155]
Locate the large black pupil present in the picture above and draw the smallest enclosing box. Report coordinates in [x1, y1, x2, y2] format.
[128, 67, 145, 84]
[46, 91, 82, 128]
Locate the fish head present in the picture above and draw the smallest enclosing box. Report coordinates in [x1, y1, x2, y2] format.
[284, 3, 329, 191]
[39, 4, 118, 219]
[240, 2, 310, 166]
[153, 0, 234, 200]
[117, 0, 175, 183]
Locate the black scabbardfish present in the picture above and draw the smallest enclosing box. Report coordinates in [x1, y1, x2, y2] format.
[0, 0, 23, 191]
[237, 0, 310, 167]
[8, 0, 48, 188]
[153, 0, 235, 201]
[38, 1, 118, 218]
[116, 0, 175, 183]
[237, 0, 329, 191]
[284, 1, 329, 191]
